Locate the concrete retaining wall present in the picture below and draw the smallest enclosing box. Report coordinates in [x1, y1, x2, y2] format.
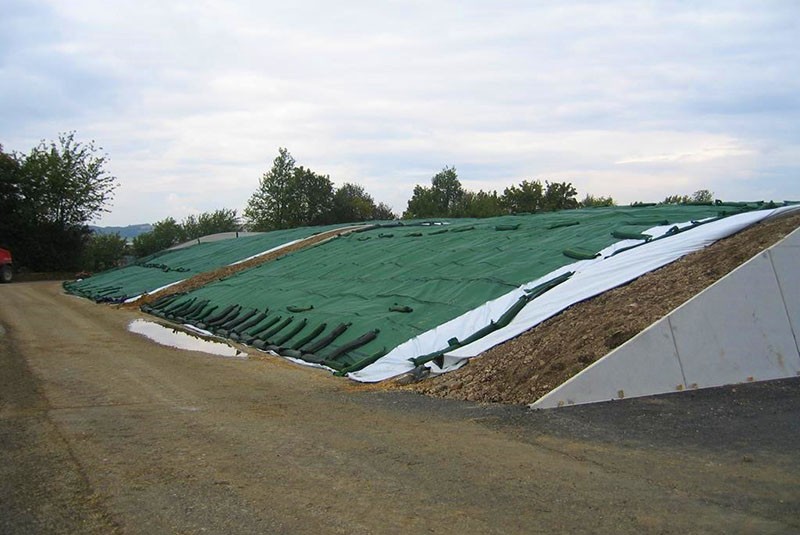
[531, 226, 800, 409]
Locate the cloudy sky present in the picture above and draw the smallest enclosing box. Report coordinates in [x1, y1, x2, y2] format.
[2, 0, 798, 226]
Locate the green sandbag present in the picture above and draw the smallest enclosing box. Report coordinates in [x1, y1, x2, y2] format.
[333, 347, 388, 376]
[203, 304, 238, 324]
[291, 323, 327, 350]
[320, 329, 380, 364]
[611, 229, 651, 240]
[258, 316, 294, 342]
[221, 308, 258, 330]
[303, 323, 350, 353]
[563, 248, 599, 260]
[286, 305, 313, 313]
[273, 318, 308, 346]
[547, 221, 579, 230]
[232, 312, 268, 334]
[207, 305, 242, 327]
[245, 315, 281, 337]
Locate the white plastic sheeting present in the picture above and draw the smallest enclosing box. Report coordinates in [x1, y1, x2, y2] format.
[349, 205, 799, 383]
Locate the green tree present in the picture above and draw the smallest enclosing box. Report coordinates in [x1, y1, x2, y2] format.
[0, 145, 22, 249]
[455, 190, 503, 218]
[182, 208, 240, 240]
[291, 167, 335, 226]
[244, 148, 296, 230]
[1, 133, 118, 271]
[132, 217, 185, 257]
[332, 183, 377, 223]
[500, 180, 544, 213]
[430, 166, 464, 215]
[542, 181, 579, 211]
[82, 232, 128, 272]
[17, 132, 117, 227]
[404, 166, 465, 218]
[691, 189, 714, 203]
[403, 184, 439, 219]
[663, 189, 714, 205]
[580, 194, 616, 208]
[372, 202, 396, 220]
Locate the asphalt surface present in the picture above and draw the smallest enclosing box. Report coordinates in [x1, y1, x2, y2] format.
[1, 281, 799, 534]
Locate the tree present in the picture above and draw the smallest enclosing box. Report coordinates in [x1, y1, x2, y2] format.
[132, 217, 185, 257]
[372, 202, 396, 220]
[454, 190, 503, 218]
[542, 181, 579, 211]
[0, 133, 118, 271]
[580, 194, 616, 208]
[332, 183, 377, 223]
[663, 189, 714, 205]
[244, 148, 296, 230]
[403, 166, 465, 218]
[691, 189, 714, 203]
[403, 184, 439, 219]
[182, 208, 240, 240]
[17, 132, 117, 227]
[501, 180, 544, 213]
[82, 232, 128, 272]
[292, 167, 334, 226]
[430, 166, 464, 215]
[0, 145, 22, 249]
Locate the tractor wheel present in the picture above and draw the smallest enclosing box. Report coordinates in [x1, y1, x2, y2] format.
[1, 265, 12, 283]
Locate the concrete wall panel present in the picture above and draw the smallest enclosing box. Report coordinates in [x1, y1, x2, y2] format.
[670, 252, 800, 386]
[768, 234, 800, 344]
[532, 318, 685, 409]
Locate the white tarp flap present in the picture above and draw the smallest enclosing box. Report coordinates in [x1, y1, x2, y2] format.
[349, 206, 798, 383]
[230, 239, 303, 265]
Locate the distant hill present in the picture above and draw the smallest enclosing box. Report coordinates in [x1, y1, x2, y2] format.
[90, 224, 153, 240]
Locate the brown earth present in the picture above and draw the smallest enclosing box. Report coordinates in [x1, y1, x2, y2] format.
[407, 211, 800, 404]
[2, 281, 799, 533]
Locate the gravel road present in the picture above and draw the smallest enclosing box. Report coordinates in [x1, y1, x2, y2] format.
[2, 281, 798, 534]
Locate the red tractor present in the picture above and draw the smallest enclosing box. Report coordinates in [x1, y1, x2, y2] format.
[0, 248, 12, 283]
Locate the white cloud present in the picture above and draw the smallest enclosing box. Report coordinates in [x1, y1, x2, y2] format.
[1, 0, 798, 224]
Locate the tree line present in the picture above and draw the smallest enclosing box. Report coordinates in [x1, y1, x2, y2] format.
[1, 135, 713, 273]
[0, 134, 117, 273]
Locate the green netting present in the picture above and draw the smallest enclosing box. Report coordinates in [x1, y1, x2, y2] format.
[144, 205, 734, 371]
[63, 224, 355, 302]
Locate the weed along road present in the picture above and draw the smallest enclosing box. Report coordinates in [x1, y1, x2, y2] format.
[2, 282, 799, 534]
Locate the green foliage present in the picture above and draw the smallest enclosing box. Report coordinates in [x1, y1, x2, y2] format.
[372, 202, 396, 221]
[0, 134, 118, 271]
[580, 194, 616, 208]
[405, 172, 582, 219]
[403, 184, 439, 218]
[82, 232, 128, 272]
[292, 166, 335, 226]
[404, 166, 465, 218]
[17, 132, 117, 226]
[132, 217, 185, 257]
[332, 183, 376, 222]
[244, 149, 342, 229]
[244, 148, 297, 230]
[541, 181, 579, 211]
[501, 180, 543, 213]
[182, 208, 239, 240]
[663, 189, 715, 205]
[455, 190, 502, 218]
[0, 145, 22, 249]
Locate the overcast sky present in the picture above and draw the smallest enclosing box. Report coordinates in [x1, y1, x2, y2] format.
[2, 1, 798, 226]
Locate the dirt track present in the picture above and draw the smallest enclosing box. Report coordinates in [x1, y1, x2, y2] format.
[2, 282, 799, 534]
